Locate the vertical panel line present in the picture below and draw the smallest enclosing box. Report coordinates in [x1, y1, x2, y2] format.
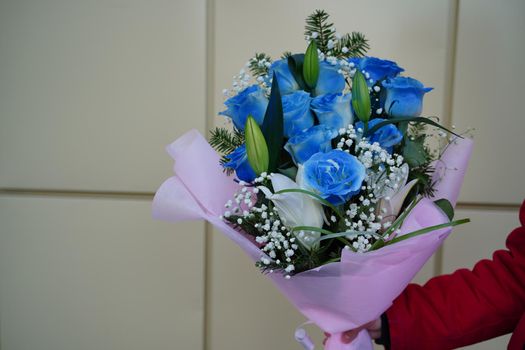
[203, 0, 215, 348]
[434, 0, 460, 278]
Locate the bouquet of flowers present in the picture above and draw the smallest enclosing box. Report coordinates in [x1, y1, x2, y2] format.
[153, 10, 473, 350]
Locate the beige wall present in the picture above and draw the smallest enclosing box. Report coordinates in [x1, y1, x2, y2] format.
[1, 0, 524, 349]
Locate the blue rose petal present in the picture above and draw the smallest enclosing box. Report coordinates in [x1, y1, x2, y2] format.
[269, 59, 300, 95]
[314, 61, 346, 96]
[348, 56, 404, 85]
[382, 77, 433, 118]
[356, 118, 404, 153]
[300, 150, 365, 205]
[284, 125, 338, 165]
[219, 85, 268, 130]
[282, 91, 315, 138]
[223, 144, 256, 182]
[311, 93, 353, 131]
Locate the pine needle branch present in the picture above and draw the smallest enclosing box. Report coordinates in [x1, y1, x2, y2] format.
[333, 32, 370, 58]
[209, 127, 244, 174]
[304, 10, 335, 53]
[249, 52, 272, 79]
[209, 127, 243, 154]
[281, 51, 292, 59]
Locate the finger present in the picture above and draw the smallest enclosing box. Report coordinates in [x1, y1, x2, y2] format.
[368, 330, 381, 339]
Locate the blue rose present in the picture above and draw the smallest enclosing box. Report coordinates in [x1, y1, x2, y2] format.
[311, 93, 353, 131]
[315, 61, 345, 96]
[282, 91, 315, 138]
[382, 77, 433, 117]
[223, 144, 256, 182]
[219, 85, 268, 130]
[348, 56, 404, 85]
[284, 125, 338, 165]
[356, 118, 403, 152]
[298, 150, 365, 205]
[269, 59, 300, 95]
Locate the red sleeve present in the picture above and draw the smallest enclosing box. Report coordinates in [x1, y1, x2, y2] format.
[386, 200, 525, 350]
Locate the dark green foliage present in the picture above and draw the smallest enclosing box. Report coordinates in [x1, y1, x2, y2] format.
[434, 198, 454, 221]
[293, 242, 332, 272]
[209, 127, 244, 174]
[332, 32, 370, 58]
[365, 117, 461, 139]
[257, 239, 336, 274]
[209, 127, 244, 154]
[281, 51, 293, 59]
[261, 74, 284, 172]
[304, 10, 335, 53]
[408, 163, 436, 198]
[287, 54, 307, 91]
[402, 122, 437, 200]
[403, 138, 428, 167]
[304, 10, 369, 57]
[248, 52, 272, 79]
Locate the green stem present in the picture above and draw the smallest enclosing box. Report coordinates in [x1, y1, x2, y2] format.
[386, 218, 470, 245]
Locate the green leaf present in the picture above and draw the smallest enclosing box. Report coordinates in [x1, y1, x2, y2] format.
[352, 70, 371, 125]
[291, 225, 335, 236]
[245, 116, 269, 175]
[277, 166, 298, 180]
[369, 238, 386, 251]
[290, 226, 352, 247]
[274, 188, 343, 218]
[403, 138, 428, 167]
[383, 197, 422, 237]
[303, 41, 319, 89]
[386, 218, 470, 245]
[434, 198, 455, 221]
[287, 54, 307, 91]
[261, 74, 284, 173]
[364, 116, 462, 138]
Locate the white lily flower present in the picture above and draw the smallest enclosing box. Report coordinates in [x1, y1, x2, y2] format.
[258, 173, 324, 249]
[377, 178, 419, 222]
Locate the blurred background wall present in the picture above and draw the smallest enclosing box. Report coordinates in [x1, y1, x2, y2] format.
[0, 0, 523, 349]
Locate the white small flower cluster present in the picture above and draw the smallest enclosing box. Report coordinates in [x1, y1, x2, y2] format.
[334, 124, 409, 252]
[249, 56, 272, 92]
[222, 66, 253, 98]
[221, 173, 298, 278]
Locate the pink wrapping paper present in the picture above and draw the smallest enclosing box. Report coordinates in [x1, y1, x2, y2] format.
[152, 130, 473, 349]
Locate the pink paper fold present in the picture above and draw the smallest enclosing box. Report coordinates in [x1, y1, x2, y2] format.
[152, 130, 473, 350]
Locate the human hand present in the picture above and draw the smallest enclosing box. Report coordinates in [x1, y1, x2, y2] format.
[323, 318, 382, 345]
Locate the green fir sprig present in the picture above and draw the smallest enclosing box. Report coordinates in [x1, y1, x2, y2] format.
[209, 127, 244, 174]
[304, 10, 335, 53]
[332, 32, 370, 58]
[249, 52, 272, 79]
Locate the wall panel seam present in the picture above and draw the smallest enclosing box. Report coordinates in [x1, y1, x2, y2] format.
[434, 0, 461, 278]
[204, 0, 216, 347]
[0, 189, 153, 200]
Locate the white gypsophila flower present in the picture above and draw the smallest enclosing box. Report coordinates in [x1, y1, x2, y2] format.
[371, 163, 410, 199]
[258, 173, 324, 250]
